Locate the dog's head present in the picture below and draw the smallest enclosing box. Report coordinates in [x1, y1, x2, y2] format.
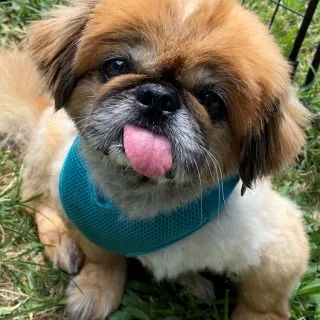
[28, 0, 310, 187]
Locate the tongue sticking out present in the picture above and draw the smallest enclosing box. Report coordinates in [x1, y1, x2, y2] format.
[123, 125, 173, 178]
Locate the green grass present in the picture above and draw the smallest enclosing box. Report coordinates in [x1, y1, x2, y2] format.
[0, 0, 319, 319]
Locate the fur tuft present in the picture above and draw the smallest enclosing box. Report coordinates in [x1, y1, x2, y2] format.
[0, 48, 51, 151]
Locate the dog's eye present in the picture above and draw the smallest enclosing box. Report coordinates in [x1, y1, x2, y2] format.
[199, 90, 223, 110]
[101, 59, 130, 82]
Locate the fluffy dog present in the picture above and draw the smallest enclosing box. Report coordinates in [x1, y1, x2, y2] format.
[0, 0, 310, 319]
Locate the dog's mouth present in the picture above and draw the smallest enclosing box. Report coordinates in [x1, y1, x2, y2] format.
[82, 89, 207, 182]
[123, 124, 173, 178]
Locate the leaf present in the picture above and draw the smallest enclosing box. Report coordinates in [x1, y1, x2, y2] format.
[126, 280, 157, 294]
[123, 307, 150, 320]
[108, 311, 133, 320]
[298, 279, 320, 296]
[121, 292, 147, 309]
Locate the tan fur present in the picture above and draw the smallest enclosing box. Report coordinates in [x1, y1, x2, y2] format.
[0, 49, 50, 149]
[0, 0, 311, 319]
[233, 195, 309, 320]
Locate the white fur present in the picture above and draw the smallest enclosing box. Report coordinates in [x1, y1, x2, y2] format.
[138, 182, 297, 280]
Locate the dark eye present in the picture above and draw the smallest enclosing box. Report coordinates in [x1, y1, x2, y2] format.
[100, 58, 130, 82]
[199, 90, 223, 110]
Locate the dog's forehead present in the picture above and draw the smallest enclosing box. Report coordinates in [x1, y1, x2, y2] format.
[75, 0, 289, 115]
[76, 0, 239, 72]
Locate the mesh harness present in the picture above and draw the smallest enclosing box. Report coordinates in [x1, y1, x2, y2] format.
[59, 137, 239, 257]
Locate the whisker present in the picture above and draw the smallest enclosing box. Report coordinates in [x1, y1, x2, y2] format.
[201, 146, 231, 215]
[192, 156, 203, 224]
[204, 155, 221, 220]
[73, 117, 90, 127]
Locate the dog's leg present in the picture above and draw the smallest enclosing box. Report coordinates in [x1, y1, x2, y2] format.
[34, 205, 126, 319]
[35, 205, 126, 319]
[232, 234, 309, 320]
[66, 234, 126, 320]
[35, 205, 84, 274]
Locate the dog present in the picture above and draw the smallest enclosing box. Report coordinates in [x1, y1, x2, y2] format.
[0, 0, 311, 319]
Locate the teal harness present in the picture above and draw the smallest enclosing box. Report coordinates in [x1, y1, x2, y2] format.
[59, 137, 239, 257]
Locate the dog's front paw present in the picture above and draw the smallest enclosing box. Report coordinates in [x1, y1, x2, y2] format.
[52, 234, 84, 274]
[66, 261, 126, 320]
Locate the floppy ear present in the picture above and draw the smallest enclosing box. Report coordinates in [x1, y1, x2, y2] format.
[27, 1, 98, 109]
[239, 90, 311, 188]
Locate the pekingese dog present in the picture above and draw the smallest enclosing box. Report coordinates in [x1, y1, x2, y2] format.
[0, 0, 311, 319]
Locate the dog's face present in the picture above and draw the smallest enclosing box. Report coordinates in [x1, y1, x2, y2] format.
[28, 0, 309, 187]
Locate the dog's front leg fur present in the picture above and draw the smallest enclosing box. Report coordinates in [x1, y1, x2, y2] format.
[37, 211, 127, 320]
[67, 232, 127, 320]
[232, 231, 309, 320]
[34, 205, 84, 274]
[32, 204, 126, 320]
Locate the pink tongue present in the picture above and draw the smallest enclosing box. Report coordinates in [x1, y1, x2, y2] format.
[123, 125, 173, 177]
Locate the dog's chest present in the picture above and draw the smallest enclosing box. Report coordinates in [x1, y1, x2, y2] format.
[60, 139, 238, 256]
[137, 189, 274, 280]
[53, 136, 274, 281]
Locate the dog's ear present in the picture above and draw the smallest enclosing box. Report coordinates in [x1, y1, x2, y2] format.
[27, 1, 98, 109]
[239, 90, 310, 188]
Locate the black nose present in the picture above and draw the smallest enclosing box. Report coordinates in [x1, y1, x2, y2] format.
[136, 83, 180, 114]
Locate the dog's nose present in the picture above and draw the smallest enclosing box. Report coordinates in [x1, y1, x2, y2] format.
[136, 83, 180, 114]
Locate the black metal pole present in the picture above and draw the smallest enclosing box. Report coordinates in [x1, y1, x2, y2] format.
[269, 0, 282, 29]
[288, 0, 319, 75]
[305, 43, 320, 86]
